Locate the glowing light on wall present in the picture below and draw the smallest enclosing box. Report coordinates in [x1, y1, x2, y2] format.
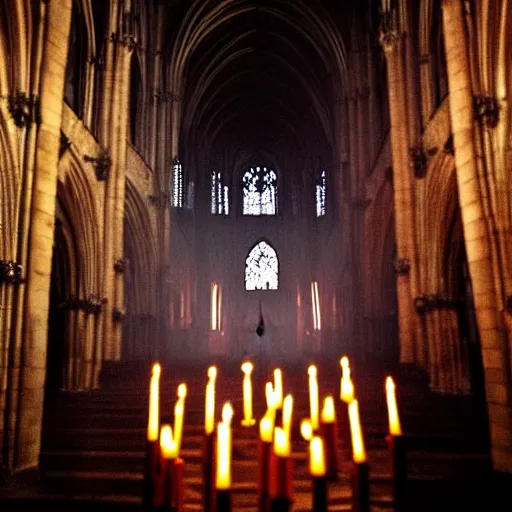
[211, 283, 222, 330]
[245, 241, 279, 291]
[311, 281, 321, 330]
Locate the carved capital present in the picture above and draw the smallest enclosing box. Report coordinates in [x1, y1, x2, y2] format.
[114, 259, 126, 273]
[84, 151, 111, 181]
[0, 260, 23, 285]
[113, 307, 126, 322]
[474, 94, 499, 128]
[7, 92, 39, 127]
[394, 257, 410, 275]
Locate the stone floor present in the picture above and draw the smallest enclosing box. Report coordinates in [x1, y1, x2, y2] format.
[1, 359, 510, 510]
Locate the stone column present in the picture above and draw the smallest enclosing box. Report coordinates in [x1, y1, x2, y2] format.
[14, 0, 72, 470]
[442, 0, 512, 472]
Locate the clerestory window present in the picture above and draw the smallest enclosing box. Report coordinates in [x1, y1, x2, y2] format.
[242, 166, 277, 215]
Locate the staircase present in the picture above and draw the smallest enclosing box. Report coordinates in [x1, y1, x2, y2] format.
[1, 360, 504, 511]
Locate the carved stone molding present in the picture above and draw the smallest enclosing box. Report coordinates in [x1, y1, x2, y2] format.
[84, 151, 111, 181]
[113, 307, 126, 322]
[114, 259, 126, 273]
[379, 11, 401, 52]
[0, 260, 23, 285]
[474, 94, 499, 128]
[7, 92, 40, 127]
[149, 192, 170, 208]
[415, 294, 459, 314]
[394, 258, 410, 275]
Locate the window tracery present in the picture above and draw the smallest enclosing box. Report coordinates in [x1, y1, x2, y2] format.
[242, 166, 277, 215]
[245, 241, 279, 291]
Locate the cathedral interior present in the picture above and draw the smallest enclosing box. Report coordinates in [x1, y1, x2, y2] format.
[1, 0, 512, 510]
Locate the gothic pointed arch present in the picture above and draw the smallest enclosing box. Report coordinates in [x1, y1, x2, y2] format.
[245, 240, 279, 291]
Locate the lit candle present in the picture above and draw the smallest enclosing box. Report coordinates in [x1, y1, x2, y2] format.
[273, 368, 283, 408]
[310, 436, 326, 476]
[340, 356, 350, 380]
[300, 418, 313, 441]
[310, 436, 328, 512]
[348, 400, 366, 463]
[321, 396, 335, 424]
[216, 402, 234, 490]
[274, 427, 291, 458]
[260, 414, 273, 444]
[282, 394, 293, 438]
[147, 363, 161, 441]
[308, 365, 319, 430]
[160, 424, 178, 459]
[205, 366, 217, 435]
[340, 376, 355, 403]
[385, 376, 402, 436]
[265, 381, 275, 409]
[174, 397, 185, 456]
[241, 362, 256, 426]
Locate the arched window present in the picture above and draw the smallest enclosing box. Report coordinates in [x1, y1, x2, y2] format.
[245, 241, 279, 291]
[316, 169, 326, 217]
[171, 158, 183, 208]
[211, 171, 229, 215]
[242, 166, 277, 215]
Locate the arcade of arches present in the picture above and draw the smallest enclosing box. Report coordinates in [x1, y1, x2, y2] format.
[1, 0, 512, 479]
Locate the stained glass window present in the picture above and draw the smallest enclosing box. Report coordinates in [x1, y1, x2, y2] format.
[245, 241, 279, 291]
[316, 169, 326, 217]
[211, 171, 229, 215]
[243, 166, 277, 215]
[172, 158, 183, 208]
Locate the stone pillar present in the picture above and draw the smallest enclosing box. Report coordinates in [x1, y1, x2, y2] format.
[381, 26, 416, 364]
[14, 0, 72, 470]
[442, 0, 512, 472]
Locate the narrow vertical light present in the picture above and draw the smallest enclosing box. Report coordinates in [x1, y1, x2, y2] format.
[311, 282, 317, 330]
[211, 283, 218, 331]
[314, 281, 321, 330]
[308, 365, 319, 430]
[348, 400, 366, 463]
[385, 377, 402, 436]
[147, 363, 161, 442]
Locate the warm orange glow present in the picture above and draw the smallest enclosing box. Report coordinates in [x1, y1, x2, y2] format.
[265, 381, 276, 409]
[321, 396, 335, 424]
[308, 365, 319, 430]
[241, 362, 256, 426]
[147, 363, 161, 441]
[385, 376, 402, 436]
[309, 436, 326, 477]
[211, 283, 218, 330]
[177, 383, 187, 399]
[205, 367, 217, 435]
[216, 421, 231, 489]
[340, 356, 351, 380]
[348, 400, 366, 463]
[300, 418, 313, 441]
[340, 377, 355, 403]
[260, 414, 273, 443]
[274, 427, 291, 457]
[273, 368, 283, 407]
[282, 394, 293, 436]
[222, 402, 234, 425]
[173, 398, 184, 456]
[160, 424, 178, 459]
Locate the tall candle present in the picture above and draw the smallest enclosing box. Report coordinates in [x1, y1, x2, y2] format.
[385, 376, 402, 436]
[309, 436, 326, 477]
[348, 400, 366, 463]
[282, 394, 293, 437]
[308, 365, 319, 430]
[241, 362, 256, 426]
[205, 366, 217, 435]
[147, 363, 161, 442]
[273, 368, 283, 408]
[216, 402, 234, 490]
[340, 376, 355, 403]
[174, 398, 185, 456]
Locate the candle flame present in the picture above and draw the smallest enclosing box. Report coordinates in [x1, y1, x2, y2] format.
[300, 418, 313, 441]
[208, 366, 217, 380]
[260, 415, 273, 443]
[308, 364, 317, 377]
[310, 436, 326, 477]
[222, 402, 234, 424]
[385, 376, 402, 435]
[321, 396, 335, 423]
[348, 400, 366, 463]
[152, 363, 161, 377]
[340, 356, 348, 369]
[274, 427, 291, 457]
[283, 394, 293, 435]
[177, 383, 187, 398]
[241, 361, 253, 374]
[386, 376, 395, 393]
[265, 382, 275, 408]
[160, 424, 177, 459]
